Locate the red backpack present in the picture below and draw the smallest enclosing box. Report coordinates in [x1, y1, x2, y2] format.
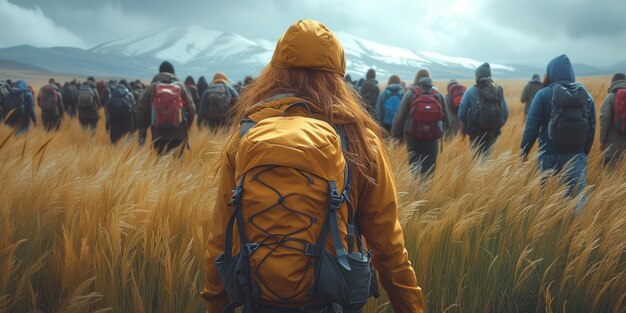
[40, 85, 59, 113]
[447, 83, 466, 110]
[151, 83, 184, 129]
[614, 89, 626, 134]
[409, 87, 444, 140]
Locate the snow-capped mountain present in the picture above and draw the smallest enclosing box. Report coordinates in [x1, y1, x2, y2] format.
[88, 26, 515, 79]
[0, 26, 615, 80]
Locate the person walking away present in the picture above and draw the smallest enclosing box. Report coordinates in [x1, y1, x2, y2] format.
[445, 79, 466, 137]
[105, 79, 136, 143]
[131, 81, 144, 104]
[62, 80, 79, 117]
[521, 54, 595, 198]
[3, 80, 36, 134]
[197, 72, 239, 129]
[38, 79, 64, 131]
[392, 71, 450, 177]
[599, 72, 626, 167]
[458, 63, 509, 157]
[202, 19, 424, 313]
[521, 74, 543, 119]
[197, 76, 209, 101]
[77, 77, 101, 130]
[359, 68, 379, 117]
[136, 61, 195, 155]
[376, 74, 403, 132]
[184, 76, 200, 107]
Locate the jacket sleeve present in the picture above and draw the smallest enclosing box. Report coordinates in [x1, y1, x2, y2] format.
[357, 134, 424, 313]
[520, 89, 546, 157]
[458, 88, 472, 125]
[584, 93, 596, 155]
[136, 84, 154, 131]
[599, 93, 614, 145]
[391, 90, 413, 139]
[26, 93, 36, 123]
[57, 92, 65, 115]
[520, 84, 530, 103]
[202, 135, 239, 313]
[376, 91, 385, 123]
[438, 93, 451, 129]
[500, 87, 509, 122]
[179, 83, 196, 127]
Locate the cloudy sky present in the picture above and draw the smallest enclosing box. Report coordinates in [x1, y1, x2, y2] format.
[2, 0, 625, 67]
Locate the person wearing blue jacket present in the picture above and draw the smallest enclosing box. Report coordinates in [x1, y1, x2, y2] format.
[7, 80, 37, 133]
[458, 63, 509, 156]
[376, 74, 403, 131]
[520, 54, 596, 197]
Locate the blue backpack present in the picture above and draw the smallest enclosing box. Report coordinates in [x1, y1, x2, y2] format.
[383, 88, 402, 126]
[107, 85, 133, 118]
[4, 88, 26, 125]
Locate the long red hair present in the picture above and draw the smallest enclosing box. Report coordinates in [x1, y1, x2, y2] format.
[231, 65, 382, 177]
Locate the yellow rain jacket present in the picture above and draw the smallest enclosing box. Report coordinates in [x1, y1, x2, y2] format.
[202, 95, 424, 313]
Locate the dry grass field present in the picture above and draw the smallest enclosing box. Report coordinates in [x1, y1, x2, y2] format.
[0, 77, 624, 313]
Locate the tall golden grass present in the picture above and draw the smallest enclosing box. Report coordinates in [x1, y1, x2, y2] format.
[1, 77, 624, 313]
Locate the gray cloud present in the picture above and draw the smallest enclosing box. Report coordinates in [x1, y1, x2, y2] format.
[4, 0, 626, 67]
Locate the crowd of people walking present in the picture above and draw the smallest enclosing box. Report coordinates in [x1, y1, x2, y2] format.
[0, 19, 624, 313]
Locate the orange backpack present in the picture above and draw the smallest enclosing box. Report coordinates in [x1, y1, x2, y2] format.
[215, 102, 378, 312]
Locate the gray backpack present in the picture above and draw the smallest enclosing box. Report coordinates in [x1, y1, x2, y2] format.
[78, 85, 96, 109]
[202, 84, 231, 120]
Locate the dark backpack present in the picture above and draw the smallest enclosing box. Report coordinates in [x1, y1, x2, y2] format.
[78, 85, 96, 109]
[447, 83, 466, 111]
[614, 89, 626, 134]
[202, 84, 232, 120]
[408, 87, 444, 140]
[63, 84, 78, 103]
[40, 85, 59, 113]
[151, 83, 184, 129]
[475, 82, 506, 130]
[4, 88, 26, 124]
[108, 85, 133, 118]
[548, 83, 590, 150]
[382, 88, 403, 126]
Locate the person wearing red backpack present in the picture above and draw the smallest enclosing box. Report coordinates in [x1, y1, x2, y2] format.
[458, 63, 509, 157]
[203, 19, 424, 313]
[599, 72, 626, 167]
[37, 78, 65, 131]
[444, 79, 466, 137]
[391, 69, 450, 176]
[136, 61, 195, 155]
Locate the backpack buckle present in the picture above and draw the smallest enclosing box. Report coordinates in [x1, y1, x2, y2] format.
[241, 243, 260, 256]
[230, 185, 243, 205]
[328, 181, 343, 211]
[304, 243, 323, 256]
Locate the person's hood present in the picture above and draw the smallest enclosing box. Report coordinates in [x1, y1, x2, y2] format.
[244, 94, 355, 125]
[547, 54, 575, 84]
[608, 79, 626, 93]
[152, 72, 178, 83]
[386, 84, 402, 92]
[271, 19, 346, 76]
[15, 80, 29, 92]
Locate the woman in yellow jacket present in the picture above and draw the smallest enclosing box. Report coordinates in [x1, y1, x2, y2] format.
[202, 20, 424, 313]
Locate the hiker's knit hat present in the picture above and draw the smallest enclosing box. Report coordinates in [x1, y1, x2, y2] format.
[475, 63, 491, 81]
[212, 72, 228, 85]
[271, 19, 346, 76]
[159, 61, 175, 75]
[612, 72, 626, 83]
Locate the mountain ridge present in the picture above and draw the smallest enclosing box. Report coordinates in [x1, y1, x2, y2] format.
[0, 26, 620, 81]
